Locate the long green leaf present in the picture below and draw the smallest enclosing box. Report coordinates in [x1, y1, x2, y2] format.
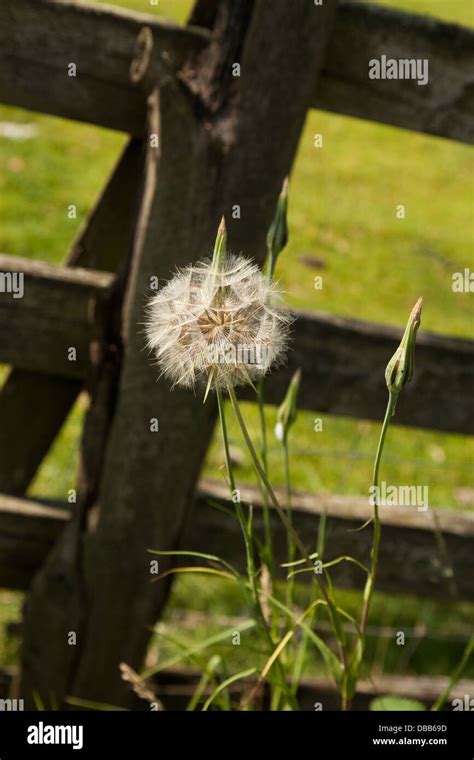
[187, 655, 222, 712]
[151, 566, 236, 583]
[65, 696, 128, 711]
[202, 668, 256, 712]
[147, 549, 238, 577]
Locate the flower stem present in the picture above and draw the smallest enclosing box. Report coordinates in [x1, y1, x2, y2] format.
[360, 391, 397, 636]
[431, 636, 474, 711]
[216, 387, 296, 709]
[227, 385, 308, 563]
[256, 377, 273, 568]
[216, 388, 253, 581]
[226, 384, 348, 684]
[282, 434, 295, 613]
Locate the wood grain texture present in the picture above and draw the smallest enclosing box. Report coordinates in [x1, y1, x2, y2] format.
[0, 139, 146, 495]
[0, 494, 68, 591]
[315, 1, 474, 144]
[0, 0, 210, 134]
[0, 254, 114, 379]
[1, 0, 472, 143]
[3, 481, 474, 601]
[192, 480, 474, 602]
[243, 309, 474, 435]
[3, 290, 472, 433]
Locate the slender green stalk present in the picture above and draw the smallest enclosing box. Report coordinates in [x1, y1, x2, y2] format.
[431, 636, 474, 711]
[256, 379, 282, 690]
[202, 668, 257, 712]
[257, 177, 289, 566]
[351, 300, 422, 703]
[227, 385, 310, 563]
[291, 504, 328, 695]
[282, 434, 295, 612]
[216, 387, 254, 582]
[359, 391, 397, 635]
[226, 383, 349, 702]
[256, 378, 273, 567]
[216, 386, 296, 709]
[277, 430, 295, 693]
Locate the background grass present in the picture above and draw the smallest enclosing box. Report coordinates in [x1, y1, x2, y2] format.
[0, 0, 473, 691]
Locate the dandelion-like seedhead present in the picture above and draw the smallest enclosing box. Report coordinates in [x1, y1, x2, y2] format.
[145, 254, 291, 392]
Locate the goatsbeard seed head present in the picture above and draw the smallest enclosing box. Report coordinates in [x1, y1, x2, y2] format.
[145, 255, 292, 391]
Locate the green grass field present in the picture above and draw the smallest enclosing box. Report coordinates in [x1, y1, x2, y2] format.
[0, 0, 473, 687]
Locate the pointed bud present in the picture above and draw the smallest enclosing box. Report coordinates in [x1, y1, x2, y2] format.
[266, 177, 289, 280]
[385, 298, 423, 396]
[275, 368, 301, 442]
[212, 216, 228, 271]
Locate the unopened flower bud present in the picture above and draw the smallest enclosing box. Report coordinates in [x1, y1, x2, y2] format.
[385, 298, 423, 396]
[212, 216, 228, 271]
[267, 177, 289, 280]
[275, 368, 301, 442]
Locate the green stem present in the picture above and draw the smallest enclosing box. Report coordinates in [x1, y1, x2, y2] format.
[291, 507, 327, 696]
[228, 385, 310, 563]
[216, 388, 254, 581]
[431, 636, 474, 711]
[256, 377, 273, 568]
[216, 387, 296, 709]
[226, 384, 348, 688]
[359, 391, 397, 635]
[283, 435, 295, 613]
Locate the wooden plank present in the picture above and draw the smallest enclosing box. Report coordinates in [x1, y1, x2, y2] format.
[3, 289, 472, 433]
[0, 138, 147, 494]
[0, 255, 114, 379]
[0, 494, 68, 591]
[315, 1, 474, 144]
[3, 481, 474, 601]
[244, 310, 474, 435]
[1, 1, 472, 144]
[0, 0, 210, 134]
[192, 480, 474, 602]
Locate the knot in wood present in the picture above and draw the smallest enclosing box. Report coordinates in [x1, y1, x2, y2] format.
[130, 26, 154, 85]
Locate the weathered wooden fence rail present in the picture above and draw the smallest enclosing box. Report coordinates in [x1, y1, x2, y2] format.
[1, 256, 472, 430]
[0, 255, 115, 379]
[0, 0, 472, 709]
[2, 481, 474, 600]
[315, 1, 474, 143]
[1, 0, 473, 142]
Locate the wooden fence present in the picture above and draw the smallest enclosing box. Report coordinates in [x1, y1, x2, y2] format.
[0, 0, 473, 709]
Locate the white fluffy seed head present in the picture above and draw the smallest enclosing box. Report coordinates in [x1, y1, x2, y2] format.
[145, 254, 292, 391]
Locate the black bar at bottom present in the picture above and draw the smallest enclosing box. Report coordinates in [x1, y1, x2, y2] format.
[0, 710, 471, 757]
